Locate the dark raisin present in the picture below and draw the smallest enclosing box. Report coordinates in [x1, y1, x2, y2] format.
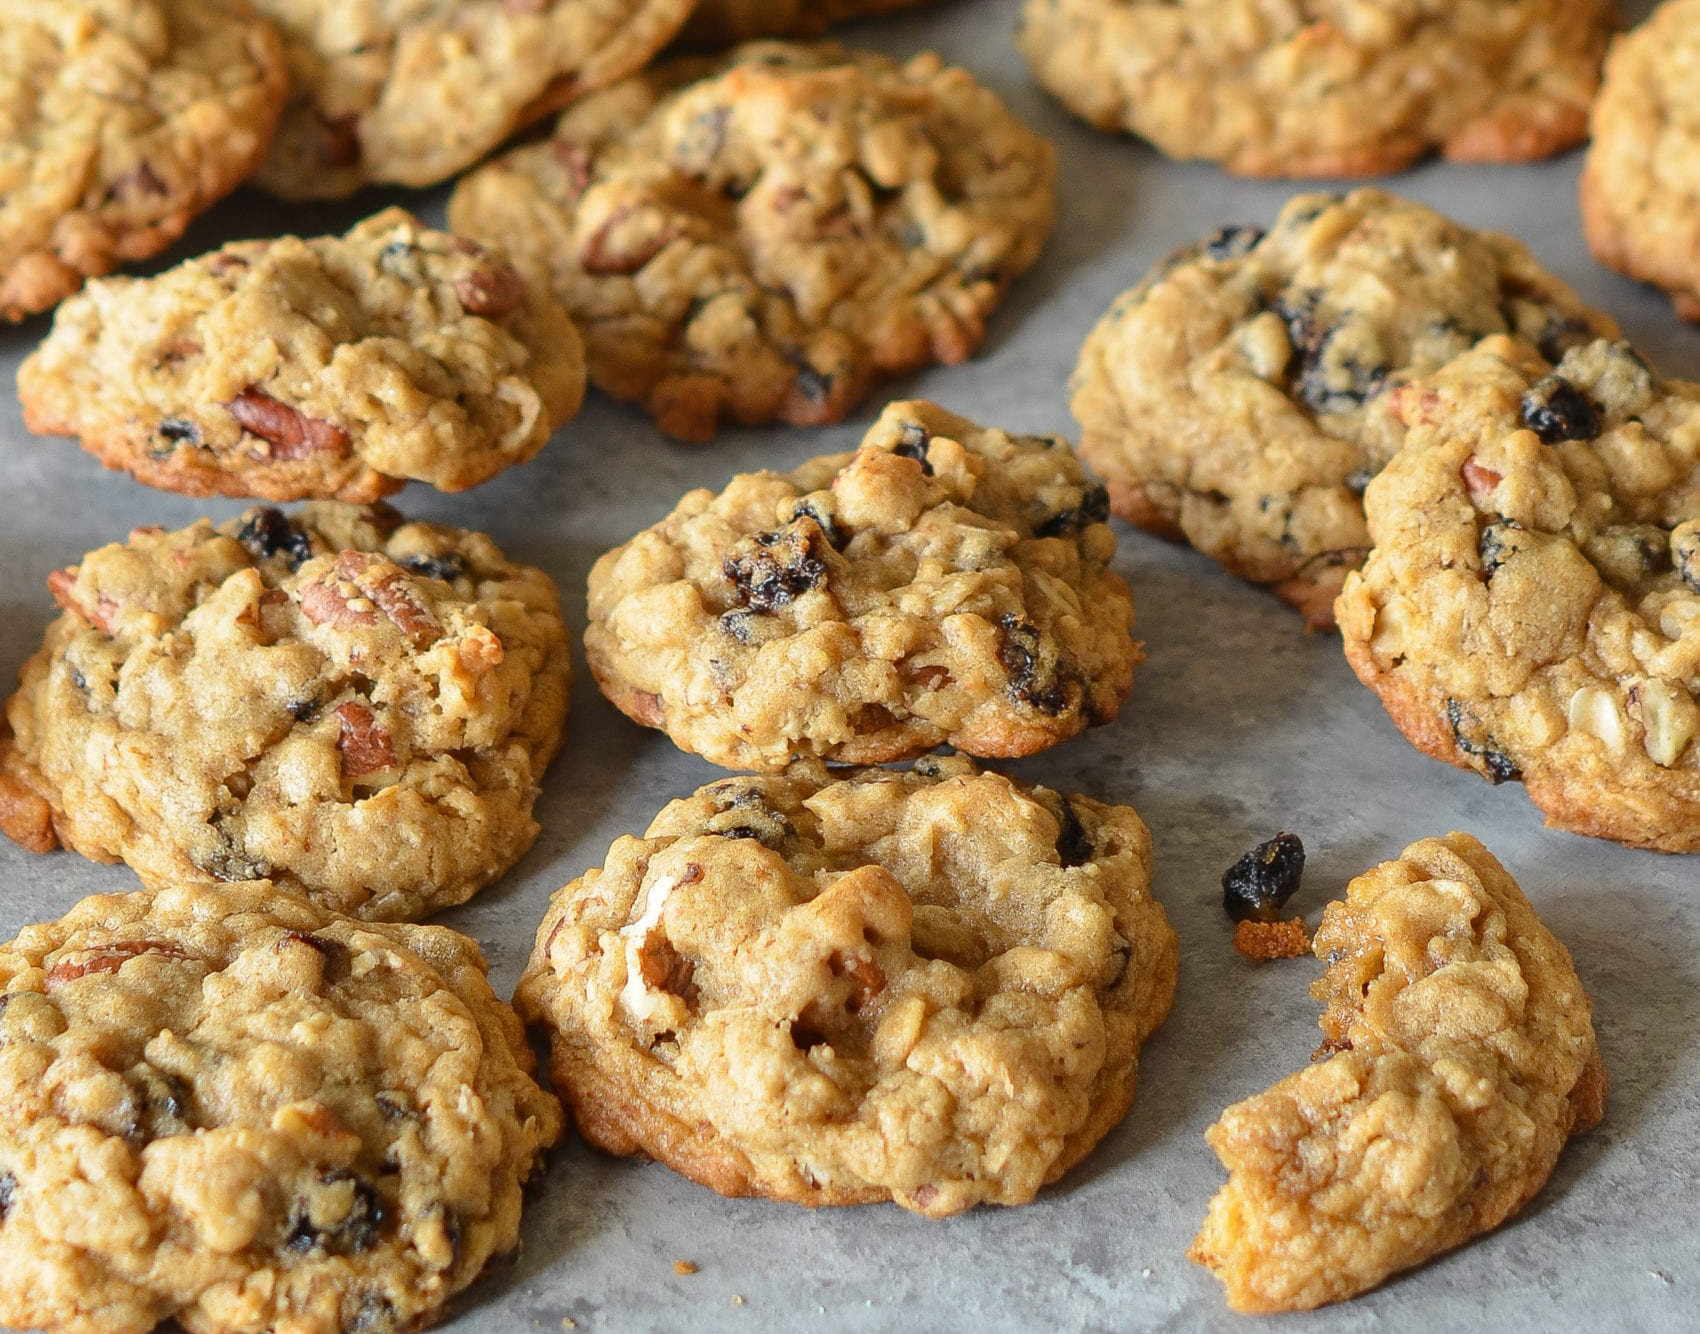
[1535, 313, 1597, 364]
[722, 527, 827, 613]
[788, 500, 844, 550]
[1293, 325, 1387, 414]
[287, 696, 320, 722]
[1674, 522, 1700, 592]
[912, 756, 943, 778]
[156, 417, 200, 450]
[1106, 936, 1132, 989]
[287, 1173, 384, 1255]
[1053, 798, 1093, 868]
[1221, 833, 1306, 924]
[195, 840, 271, 883]
[0, 1171, 15, 1220]
[234, 507, 313, 570]
[374, 1092, 412, 1122]
[346, 1291, 399, 1333]
[1202, 225, 1265, 261]
[705, 783, 794, 848]
[719, 609, 756, 643]
[1344, 467, 1376, 495]
[1478, 518, 1523, 578]
[1519, 375, 1599, 444]
[892, 421, 933, 474]
[1036, 484, 1110, 538]
[996, 614, 1073, 716]
[1585, 523, 1672, 591]
[1446, 699, 1520, 784]
[69, 665, 89, 693]
[793, 364, 833, 404]
[398, 552, 469, 583]
[1270, 292, 1319, 357]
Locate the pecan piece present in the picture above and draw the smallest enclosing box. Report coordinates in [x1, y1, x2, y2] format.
[1461, 458, 1502, 501]
[828, 950, 885, 1012]
[636, 934, 698, 1003]
[46, 941, 189, 986]
[228, 389, 351, 461]
[47, 568, 118, 632]
[315, 114, 361, 168]
[336, 702, 395, 778]
[300, 553, 440, 646]
[455, 265, 524, 317]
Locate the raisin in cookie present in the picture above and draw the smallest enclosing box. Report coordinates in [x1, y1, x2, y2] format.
[1581, 0, 1700, 322]
[1018, 0, 1615, 177]
[1071, 191, 1617, 629]
[0, 0, 287, 322]
[515, 758, 1178, 1217]
[18, 209, 586, 503]
[448, 43, 1055, 442]
[1192, 833, 1605, 1312]
[1337, 337, 1700, 852]
[683, 0, 944, 44]
[585, 400, 1137, 770]
[249, 0, 693, 200]
[0, 880, 562, 1334]
[0, 504, 572, 920]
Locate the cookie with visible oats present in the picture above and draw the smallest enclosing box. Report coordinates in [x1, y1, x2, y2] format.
[448, 42, 1054, 441]
[515, 757, 1177, 1217]
[0, 503, 571, 921]
[1192, 832, 1605, 1312]
[1337, 336, 1700, 852]
[1018, 0, 1615, 177]
[0, 880, 561, 1334]
[0, 0, 287, 322]
[18, 209, 585, 503]
[1070, 190, 1617, 629]
[585, 400, 1138, 771]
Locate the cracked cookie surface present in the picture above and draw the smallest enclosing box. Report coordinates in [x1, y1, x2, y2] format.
[585, 400, 1137, 770]
[0, 880, 562, 1334]
[19, 209, 586, 503]
[515, 757, 1177, 1216]
[683, 0, 945, 43]
[0, 503, 572, 920]
[448, 42, 1054, 441]
[249, 0, 693, 199]
[1581, 0, 1700, 322]
[0, 0, 287, 322]
[1337, 337, 1700, 851]
[1192, 832, 1604, 1312]
[1018, 0, 1615, 177]
[1070, 190, 1616, 628]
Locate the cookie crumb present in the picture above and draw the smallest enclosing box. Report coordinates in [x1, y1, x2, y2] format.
[674, 1259, 699, 1276]
[1233, 917, 1310, 961]
[731, 1294, 746, 1307]
[561, 1320, 576, 1330]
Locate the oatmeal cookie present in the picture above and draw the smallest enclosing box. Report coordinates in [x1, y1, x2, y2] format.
[514, 757, 1178, 1217]
[1581, 0, 1700, 322]
[1191, 832, 1605, 1312]
[448, 42, 1055, 442]
[1071, 190, 1617, 629]
[683, 0, 944, 44]
[0, 880, 562, 1334]
[18, 209, 585, 503]
[0, 504, 572, 920]
[0, 0, 287, 322]
[1337, 337, 1700, 852]
[1018, 0, 1615, 177]
[249, 0, 693, 199]
[585, 400, 1137, 770]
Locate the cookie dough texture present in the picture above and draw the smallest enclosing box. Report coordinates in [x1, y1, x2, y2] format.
[1338, 337, 1700, 851]
[19, 209, 586, 503]
[0, 880, 562, 1334]
[1191, 832, 1605, 1312]
[0, 0, 287, 322]
[250, 0, 694, 199]
[1018, 0, 1616, 177]
[448, 43, 1055, 441]
[1581, 0, 1700, 322]
[515, 758, 1178, 1217]
[683, 0, 942, 43]
[0, 504, 572, 920]
[586, 400, 1138, 770]
[1071, 190, 1617, 628]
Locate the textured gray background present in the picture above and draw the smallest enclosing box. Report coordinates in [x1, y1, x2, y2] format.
[1, 2, 1696, 1330]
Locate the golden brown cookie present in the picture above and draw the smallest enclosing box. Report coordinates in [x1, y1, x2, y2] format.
[18, 209, 586, 502]
[1192, 833, 1605, 1312]
[585, 400, 1138, 770]
[0, 504, 572, 920]
[514, 757, 1178, 1217]
[0, 0, 287, 321]
[683, 0, 944, 43]
[1337, 337, 1700, 852]
[448, 42, 1055, 441]
[0, 880, 562, 1334]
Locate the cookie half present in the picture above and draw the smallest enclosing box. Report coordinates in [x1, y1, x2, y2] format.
[1071, 190, 1617, 629]
[0, 880, 562, 1334]
[1337, 337, 1700, 852]
[586, 399, 1138, 770]
[0, 504, 572, 920]
[1018, 0, 1616, 177]
[515, 757, 1178, 1217]
[683, 0, 945, 44]
[448, 42, 1055, 441]
[250, 0, 695, 199]
[0, 0, 288, 321]
[1191, 832, 1605, 1312]
[1580, 0, 1700, 322]
[18, 209, 586, 503]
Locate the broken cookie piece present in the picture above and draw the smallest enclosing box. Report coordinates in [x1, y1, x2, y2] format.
[1192, 832, 1605, 1312]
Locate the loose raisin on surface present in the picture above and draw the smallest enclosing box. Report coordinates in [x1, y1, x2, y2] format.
[996, 615, 1073, 715]
[1221, 832, 1306, 924]
[1036, 484, 1110, 538]
[1519, 375, 1599, 444]
[235, 507, 313, 570]
[1477, 517, 1523, 578]
[287, 1172, 385, 1255]
[1446, 698, 1520, 784]
[1053, 797, 1094, 868]
[722, 527, 828, 613]
[1202, 225, 1265, 261]
[398, 552, 469, 584]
